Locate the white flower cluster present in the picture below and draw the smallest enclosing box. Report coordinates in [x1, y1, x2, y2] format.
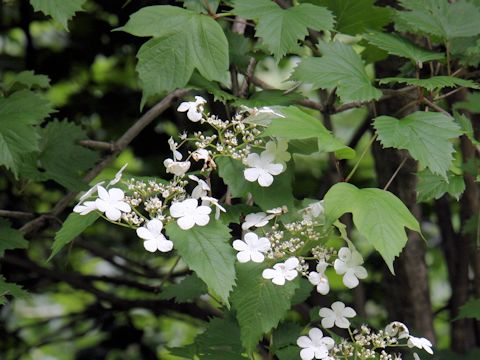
[298, 313, 434, 360]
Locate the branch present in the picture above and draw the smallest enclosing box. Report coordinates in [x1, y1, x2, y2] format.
[0, 210, 35, 219]
[78, 140, 115, 152]
[19, 89, 189, 236]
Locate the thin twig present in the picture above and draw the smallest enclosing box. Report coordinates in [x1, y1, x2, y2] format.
[383, 157, 408, 191]
[422, 98, 451, 116]
[0, 210, 35, 219]
[345, 134, 378, 182]
[19, 89, 189, 236]
[78, 140, 115, 152]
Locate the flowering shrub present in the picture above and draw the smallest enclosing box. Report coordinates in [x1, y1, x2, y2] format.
[69, 101, 432, 359]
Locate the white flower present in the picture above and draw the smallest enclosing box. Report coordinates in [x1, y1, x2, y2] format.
[191, 148, 209, 162]
[334, 247, 368, 288]
[407, 336, 433, 355]
[385, 321, 410, 340]
[319, 301, 356, 329]
[297, 328, 334, 360]
[267, 206, 287, 215]
[108, 164, 128, 186]
[264, 139, 291, 167]
[73, 201, 97, 215]
[177, 96, 206, 122]
[241, 212, 274, 230]
[262, 257, 299, 285]
[189, 175, 210, 199]
[164, 158, 191, 176]
[233, 232, 270, 263]
[243, 151, 284, 187]
[168, 137, 182, 160]
[201, 196, 225, 220]
[308, 261, 330, 295]
[303, 201, 324, 221]
[170, 198, 211, 230]
[95, 186, 131, 221]
[136, 219, 173, 253]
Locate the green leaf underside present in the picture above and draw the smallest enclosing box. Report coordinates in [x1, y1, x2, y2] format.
[0, 90, 54, 177]
[259, 106, 355, 159]
[165, 221, 236, 305]
[118, 6, 229, 106]
[216, 156, 295, 210]
[158, 274, 207, 303]
[30, 0, 86, 29]
[396, 0, 480, 40]
[374, 112, 462, 178]
[457, 298, 480, 320]
[0, 276, 28, 305]
[232, 0, 334, 60]
[314, 0, 392, 35]
[0, 219, 28, 257]
[363, 31, 444, 65]
[324, 183, 421, 273]
[417, 169, 466, 202]
[49, 212, 99, 261]
[379, 76, 480, 91]
[293, 41, 382, 103]
[231, 263, 299, 352]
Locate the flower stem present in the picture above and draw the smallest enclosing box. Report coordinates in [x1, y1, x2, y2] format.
[345, 133, 377, 182]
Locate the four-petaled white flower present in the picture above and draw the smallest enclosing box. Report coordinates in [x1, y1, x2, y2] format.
[319, 301, 356, 329]
[164, 158, 191, 176]
[177, 96, 206, 122]
[191, 148, 209, 162]
[243, 152, 283, 187]
[334, 247, 368, 289]
[297, 328, 334, 360]
[189, 175, 210, 199]
[308, 260, 330, 295]
[264, 139, 291, 167]
[136, 219, 173, 253]
[262, 257, 299, 285]
[233, 232, 271, 263]
[168, 137, 182, 160]
[170, 198, 211, 230]
[95, 186, 131, 221]
[201, 196, 225, 220]
[407, 336, 433, 355]
[385, 321, 410, 340]
[241, 212, 274, 230]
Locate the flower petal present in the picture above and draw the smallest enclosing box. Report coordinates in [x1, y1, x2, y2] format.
[105, 207, 121, 221]
[194, 214, 210, 226]
[147, 219, 163, 234]
[342, 306, 357, 318]
[178, 216, 195, 230]
[250, 251, 265, 263]
[321, 316, 335, 329]
[136, 227, 154, 241]
[177, 102, 190, 112]
[257, 172, 274, 187]
[233, 240, 248, 251]
[237, 251, 251, 263]
[262, 268, 276, 280]
[299, 348, 315, 360]
[157, 237, 173, 252]
[143, 239, 158, 252]
[108, 188, 124, 201]
[335, 317, 350, 329]
[285, 257, 299, 270]
[244, 168, 260, 182]
[343, 271, 360, 289]
[297, 335, 313, 348]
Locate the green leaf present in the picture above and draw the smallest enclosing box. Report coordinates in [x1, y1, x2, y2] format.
[189, 72, 237, 103]
[292, 41, 382, 103]
[36, 120, 99, 190]
[216, 156, 295, 210]
[0, 276, 28, 305]
[231, 262, 299, 352]
[5, 70, 50, 91]
[363, 30, 443, 66]
[166, 220, 236, 305]
[159, 274, 207, 303]
[457, 298, 480, 320]
[374, 111, 462, 178]
[454, 111, 480, 146]
[235, 90, 305, 107]
[378, 76, 480, 91]
[417, 169, 466, 202]
[232, 0, 334, 60]
[171, 317, 246, 359]
[181, 0, 220, 14]
[312, 0, 392, 35]
[0, 219, 28, 257]
[30, 0, 86, 30]
[118, 6, 229, 106]
[324, 183, 421, 273]
[257, 106, 355, 159]
[272, 322, 302, 353]
[455, 92, 480, 113]
[396, 0, 480, 40]
[0, 90, 54, 177]
[49, 212, 99, 261]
